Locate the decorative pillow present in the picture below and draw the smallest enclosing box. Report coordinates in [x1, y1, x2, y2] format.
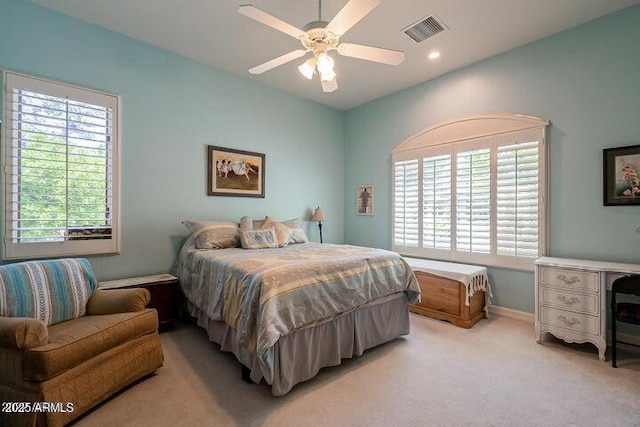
[260, 217, 293, 247]
[282, 218, 310, 244]
[239, 216, 253, 230]
[0, 258, 97, 326]
[183, 220, 239, 249]
[240, 227, 279, 249]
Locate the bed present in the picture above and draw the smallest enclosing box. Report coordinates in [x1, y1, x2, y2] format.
[174, 220, 420, 395]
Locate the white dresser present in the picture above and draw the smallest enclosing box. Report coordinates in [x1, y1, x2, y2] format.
[535, 257, 640, 361]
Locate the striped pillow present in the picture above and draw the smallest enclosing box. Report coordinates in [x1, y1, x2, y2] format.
[183, 220, 240, 249]
[0, 258, 97, 326]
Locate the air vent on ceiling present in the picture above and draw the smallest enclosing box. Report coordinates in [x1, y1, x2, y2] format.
[402, 16, 447, 43]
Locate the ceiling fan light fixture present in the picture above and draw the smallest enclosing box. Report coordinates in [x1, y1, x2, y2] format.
[316, 52, 335, 74]
[319, 68, 336, 82]
[298, 57, 317, 79]
[321, 76, 338, 93]
[239, 0, 404, 93]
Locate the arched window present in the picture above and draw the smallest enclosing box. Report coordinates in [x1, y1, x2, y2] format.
[392, 114, 549, 270]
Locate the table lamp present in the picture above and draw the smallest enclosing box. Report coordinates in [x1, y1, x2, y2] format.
[311, 207, 326, 243]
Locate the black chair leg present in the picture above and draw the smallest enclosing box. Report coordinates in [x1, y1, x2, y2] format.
[611, 293, 617, 368]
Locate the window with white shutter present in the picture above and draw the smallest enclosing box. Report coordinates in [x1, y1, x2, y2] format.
[456, 148, 491, 254]
[422, 154, 451, 250]
[393, 159, 419, 247]
[497, 141, 539, 258]
[392, 115, 548, 270]
[2, 71, 120, 260]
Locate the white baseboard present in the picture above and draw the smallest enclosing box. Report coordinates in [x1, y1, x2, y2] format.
[488, 305, 534, 323]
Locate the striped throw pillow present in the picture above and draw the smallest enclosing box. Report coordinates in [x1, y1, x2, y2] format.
[183, 220, 240, 249]
[0, 258, 97, 326]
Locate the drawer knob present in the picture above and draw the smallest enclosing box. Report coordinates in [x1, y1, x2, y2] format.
[556, 274, 580, 285]
[557, 314, 580, 327]
[556, 295, 580, 306]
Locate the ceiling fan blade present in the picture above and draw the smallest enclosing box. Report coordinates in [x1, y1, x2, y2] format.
[239, 5, 305, 39]
[326, 0, 381, 36]
[321, 76, 338, 93]
[337, 43, 405, 65]
[248, 49, 308, 74]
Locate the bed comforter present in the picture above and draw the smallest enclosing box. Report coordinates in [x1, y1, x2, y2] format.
[175, 240, 420, 383]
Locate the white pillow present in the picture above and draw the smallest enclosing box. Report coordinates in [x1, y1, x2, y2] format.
[283, 218, 310, 244]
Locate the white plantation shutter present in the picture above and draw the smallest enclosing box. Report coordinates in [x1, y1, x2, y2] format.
[393, 159, 419, 247]
[422, 154, 451, 250]
[2, 71, 120, 259]
[391, 115, 548, 271]
[456, 148, 491, 254]
[497, 141, 539, 257]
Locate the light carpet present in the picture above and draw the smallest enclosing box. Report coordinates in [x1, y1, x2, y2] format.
[71, 314, 640, 427]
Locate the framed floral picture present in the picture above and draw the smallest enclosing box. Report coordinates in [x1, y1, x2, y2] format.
[603, 144, 640, 206]
[356, 185, 374, 215]
[207, 145, 265, 197]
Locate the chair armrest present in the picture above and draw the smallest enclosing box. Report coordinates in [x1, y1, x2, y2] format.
[0, 317, 48, 349]
[86, 288, 151, 315]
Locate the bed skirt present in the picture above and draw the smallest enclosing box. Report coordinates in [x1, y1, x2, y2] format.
[187, 292, 410, 395]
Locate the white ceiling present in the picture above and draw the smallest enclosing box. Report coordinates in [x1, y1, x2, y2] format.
[29, 0, 640, 110]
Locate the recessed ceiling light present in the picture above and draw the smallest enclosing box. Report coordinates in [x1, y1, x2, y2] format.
[428, 51, 441, 60]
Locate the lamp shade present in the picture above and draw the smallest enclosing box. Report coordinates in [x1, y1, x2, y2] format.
[316, 53, 334, 74]
[298, 57, 316, 80]
[311, 207, 326, 222]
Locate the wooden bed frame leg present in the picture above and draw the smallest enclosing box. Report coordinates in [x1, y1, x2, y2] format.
[241, 365, 252, 383]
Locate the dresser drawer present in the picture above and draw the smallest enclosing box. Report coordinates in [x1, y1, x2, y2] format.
[540, 307, 599, 336]
[539, 267, 598, 293]
[414, 272, 460, 316]
[540, 287, 598, 315]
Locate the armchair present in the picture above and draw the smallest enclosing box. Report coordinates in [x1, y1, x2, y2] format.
[0, 258, 164, 427]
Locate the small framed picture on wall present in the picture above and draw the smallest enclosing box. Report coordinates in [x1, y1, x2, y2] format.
[356, 185, 374, 216]
[603, 144, 640, 206]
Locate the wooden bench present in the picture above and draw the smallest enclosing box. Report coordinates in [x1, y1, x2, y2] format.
[403, 258, 492, 328]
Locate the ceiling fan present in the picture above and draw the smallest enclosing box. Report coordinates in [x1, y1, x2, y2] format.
[239, 0, 405, 93]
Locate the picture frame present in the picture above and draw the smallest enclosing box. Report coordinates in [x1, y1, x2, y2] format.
[207, 145, 265, 197]
[603, 144, 640, 206]
[356, 185, 374, 215]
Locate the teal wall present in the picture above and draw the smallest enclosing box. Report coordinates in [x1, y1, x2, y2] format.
[2, 0, 639, 314]
[344, 6, 640, 313]
[0, 0, 345, 280]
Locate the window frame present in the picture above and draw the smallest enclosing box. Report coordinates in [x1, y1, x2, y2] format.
[392, 114, 549, 271]
[1, 70, 121, 260]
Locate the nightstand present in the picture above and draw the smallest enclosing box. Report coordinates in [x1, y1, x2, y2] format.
[99, 274, 179, 331]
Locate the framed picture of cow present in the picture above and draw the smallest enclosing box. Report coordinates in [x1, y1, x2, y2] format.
[207, 145, 265, 197]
